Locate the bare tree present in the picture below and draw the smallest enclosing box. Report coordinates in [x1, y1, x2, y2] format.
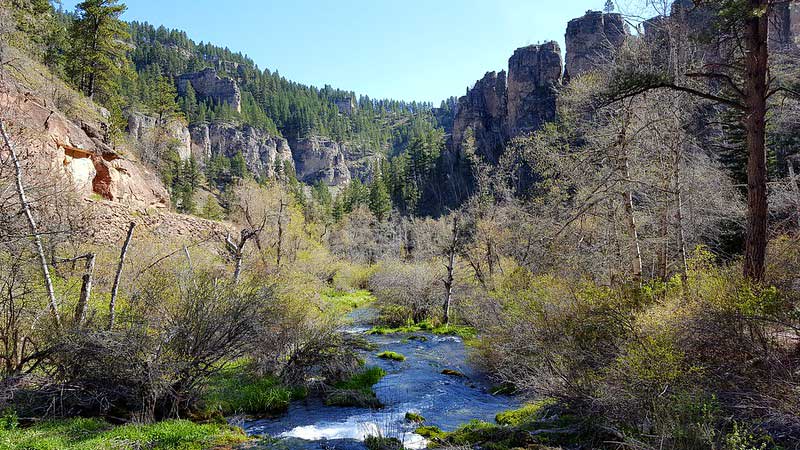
[0, 119, 60, 328]
[606, 0, 793, 280]
[441, 215, 462, 325]
[108, 222, 135, 330]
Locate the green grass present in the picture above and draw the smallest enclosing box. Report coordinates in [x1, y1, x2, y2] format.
[376, 351, 406, 362]
[495, 399, 555, 426]
[203, 360, 305, 416]
[0, 417, 247, 450]
[320, 289, 375, 316]
[364, 435, 403, 450]
[334, 367, 386, 393]
[325, 367, 387, 408]
[417, 401, 582, 449]
[367, 320, 476, 340]
[405, 412, 425, 423]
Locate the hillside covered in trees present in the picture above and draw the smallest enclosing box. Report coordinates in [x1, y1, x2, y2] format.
[1, 0, 800, 450]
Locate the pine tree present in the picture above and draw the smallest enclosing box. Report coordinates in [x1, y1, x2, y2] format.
[369, 172, 391, 221]
[150, 74, 180, 125]
[200, 196, 225, 221]
[181, 81, 199, 123]
[603, 0, 614, 13]
[230, 151, 248, 179]
[67, 0, 129, 103]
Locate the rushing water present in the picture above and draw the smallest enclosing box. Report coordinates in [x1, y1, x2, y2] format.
[242, 309, 520, 450]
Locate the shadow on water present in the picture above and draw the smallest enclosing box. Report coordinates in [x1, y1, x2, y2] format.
[242, 308, 520, 449]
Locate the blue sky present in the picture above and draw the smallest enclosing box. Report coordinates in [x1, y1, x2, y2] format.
[61, 0, 621, 104]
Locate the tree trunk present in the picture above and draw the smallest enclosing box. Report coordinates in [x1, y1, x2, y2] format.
[442, 217, 459, 325]
[787, 157, 800, 228]
[742, 0, 770, 281]
[1, 120, 61, 328]
[74, 253, 96, 327]
[109, 222, 135, 330]
[618, 111, 643, 284]
[276, 200, 286, 270]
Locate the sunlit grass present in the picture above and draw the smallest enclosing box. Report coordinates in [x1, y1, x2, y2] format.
[0, 417, 247, 450]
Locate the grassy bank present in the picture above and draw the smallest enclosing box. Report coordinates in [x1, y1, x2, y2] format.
[325, 366, 386, 408]
[0, 417, 247, 450]
[416, 400, 584, 450]
[367, 320, 476, 340]
[320, 289, 375, 316]
[202, 360, 306, 417]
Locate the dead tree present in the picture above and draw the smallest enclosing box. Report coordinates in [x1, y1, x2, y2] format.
[0, 118, 61, 328]
[108, 222, 135, 330]
[53, 253, 96, 328]
[442, 216, 461, 325]
[225, 217, 266, 284]
[274, 199, 288, 270]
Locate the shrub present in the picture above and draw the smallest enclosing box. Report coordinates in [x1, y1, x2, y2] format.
[368, 261, 444, 325]
[14, 273, 275, 421]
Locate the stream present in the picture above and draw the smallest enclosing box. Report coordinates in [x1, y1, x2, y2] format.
[242, 308, 520, 450]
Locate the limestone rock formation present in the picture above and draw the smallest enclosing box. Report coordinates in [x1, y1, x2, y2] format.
[290, 136, 352, 186]
[198, 122, 294, 179]
[451, 70, 508, 163]
[506, 42, 562, 137]
[126, 111, 192, 160]
[177, 68, 242, 113]
[564, 11, 628, 81]
[450, 41, 563, 164]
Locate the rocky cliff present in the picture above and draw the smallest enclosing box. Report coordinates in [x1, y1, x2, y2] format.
[506, 41, 563, 137]
[451, 70, 508, 164]
[193, 122, 294, 179]
[127, 111, 193, 160]
[451, 42, 563, 164]
[177, 68, 242, 113]
[564, 11, 628, 81]
[2, 84, 170, 209]
[289, 136, 353, 186]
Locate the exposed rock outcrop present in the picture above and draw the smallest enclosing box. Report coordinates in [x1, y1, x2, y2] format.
[126, 111, 192, 160]
[194, 122, 294, 179]
[564, 11, 628, 81]
[451, 41, 563, 164]
[177, 68, 242, 113]
[2, 85, 169, 209]
[506, 42, 562, 137]
[451, 70, 508, 164]
[290, 136, 352, 186]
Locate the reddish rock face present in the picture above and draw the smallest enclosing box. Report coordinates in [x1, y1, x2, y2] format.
[2, 84, 170, 209]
